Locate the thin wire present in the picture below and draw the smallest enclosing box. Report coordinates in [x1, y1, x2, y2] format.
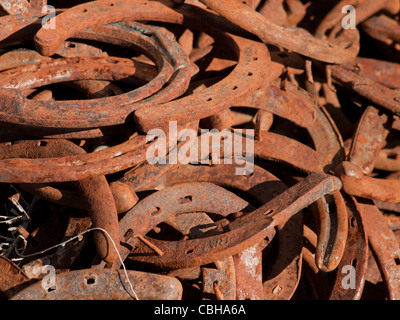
[0, 215, 23, 224]
[14, 227, 139, 300]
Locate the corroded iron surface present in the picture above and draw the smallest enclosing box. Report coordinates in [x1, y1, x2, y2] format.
[0, 0, 399, 301]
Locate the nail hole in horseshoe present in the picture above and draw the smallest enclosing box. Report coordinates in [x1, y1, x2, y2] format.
[150, 207, 161, 216]
[272, 285, 282, 295]
[233, 86, 238, 90]
[185, 248, 194, 254]
[179, 195, 192, 204]
[351, 258, 357, 268]
[86, 277, 96, 285]
[47, 287, 56, 292]
[264, 209, 273, 215]
[248, 72, 253, 76]
[349, 216, 357, 228]
[395, 256, 400, 266]
[83, 8, 87, 12]
[124, 229, 134, 239]
[38, 141, 48, 147]
[207, 97, 213, 102]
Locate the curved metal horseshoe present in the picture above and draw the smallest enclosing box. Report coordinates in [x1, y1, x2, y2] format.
[10, 268, 183, 300]
[197, 0, 360, 64]
[0, 139, 120, 263]
[0, 22, 191, 130]
[315, 0, 399, 39]
[122, 173, 341, 269]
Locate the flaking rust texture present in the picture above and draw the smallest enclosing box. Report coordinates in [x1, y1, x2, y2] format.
[0, 0, 400, 301]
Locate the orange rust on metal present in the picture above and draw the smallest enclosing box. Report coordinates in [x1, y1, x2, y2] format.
[0, 23, 190, 130]
[312, 191, 348, 273]
[328, 195, 368, 300]
[1, 0, 400, 302]
[0, 139, 120, 263]
[0, 255, 30, 298]
[315, 0, 399, 39]
[116, 160, 304, 298]
[362, 14, 400, 45]
[330, 62, 400, 115]
[348, 106, 392, 175]
[0, 3, 50, 43]
[263, 211, 303, 300]
[240, 81, 344, 163]
[352, 57, 400, 90]
[233, 244, 264, 300]
[355, 199, 400, 299]
[336, 161, 400, 204]
[14, 128, 322, 208]
[125, 174, 341, 269]
[198, 0, 360, 64]
[11, 268, 183, 300]
[111, 182, 250, 269]
[0, 56, 138, 89]
[0, 0, 31, 15]
[0, 136, 150, 183]
[375, 147, 400, 172]
[165, 210, 237, 300]
[134, 33, 271, 132]
[0, 49, 52, 72]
